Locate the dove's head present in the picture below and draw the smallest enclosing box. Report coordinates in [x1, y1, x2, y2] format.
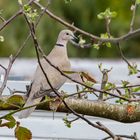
[57, 30, 77, 45]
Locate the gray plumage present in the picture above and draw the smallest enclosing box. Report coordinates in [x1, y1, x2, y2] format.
[19, 29, 75, 119]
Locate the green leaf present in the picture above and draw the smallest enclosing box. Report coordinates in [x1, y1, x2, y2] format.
[7, 95, 25, 107]
[128, 64, 138, 75]
[63, 70, 78, 74]
[15, 122, 32, 140]
[110, 11, 117, 18]
[115, 99, 125, 104]
[93, 43, 100, 50]
[83, 81, 94, 87]
[97, 13, 105, 20]
[23, 4, 38, 23]
[106, 42, 111, 48]
[105, 82, 116, 90]
[121, 80, 130, 87]
[63, 117, 71, 128]
[0, 115, 16, 128]
[100, 33, 112, 48]
[132, 87, 140, 92]
[97, 8, 117, 20]
[23, 5, 31, 13]
[78, 35, 86, 48]
[0, 36, 4, 42]
[100, 33, 108, 39]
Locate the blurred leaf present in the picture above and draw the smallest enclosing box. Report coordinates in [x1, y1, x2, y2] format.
[121, 80, 130, 87]
[93, 43, 100, 50]
[0, 115, 16, 128]
[23, 4, 38, 23]
[23, 4, 31, 13]
[97, 8, 117, 20]
[63, 117, 71, 128]
[0, 36, 4, 42]
[100, 33, 108, 39]
[132, 87, 140, 92]
[18, 0, 23, 5]
[115, 99, 125, 104]
[63, 70, 78, 74]
[97, 13, 105, 20]
[128, 64, 138, 75]
[78, 35, 86, 48]
[105, 82, 116, 90]
[100, 33, 112, 48]
[80, 72, 96, 83]
[15, 122, 32, 140]
[83, 81, 94, 87]
[106, 42, 111, 48]
[7, 95, 25, 107]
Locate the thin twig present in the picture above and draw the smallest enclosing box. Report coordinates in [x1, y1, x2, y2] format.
[0, 64, 6, 71]
[130, 1, 137, 32]
[0, 55, 13, 95]
[105, 18, 111, 37]
[117, 43, 140, 72]
[0, 10, 22, 32]
[96, 121, 120, 140]
[0, 16, 6, 22]
[103, 133, 138, 140]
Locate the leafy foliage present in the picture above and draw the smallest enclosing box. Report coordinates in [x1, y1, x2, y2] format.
[128, 64, 138, 75]
[100, 33, 112, 48]
[63, 117, 71, 128]
[23, 5, 38, 23]
[15, 122, 32, 140]
[78, 35, 86, 48]
[97, 8, 117, 20]
[7, 95, 25, 107]
[0, 115, 16, 128]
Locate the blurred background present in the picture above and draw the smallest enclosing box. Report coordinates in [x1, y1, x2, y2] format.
[0, 0, 140, 58]
[0, 0, 140, 83]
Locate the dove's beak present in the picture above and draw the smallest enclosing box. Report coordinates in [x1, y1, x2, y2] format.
[71, 34, 78, 42]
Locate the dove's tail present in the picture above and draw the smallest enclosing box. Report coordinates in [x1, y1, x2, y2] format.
[18, 97, 42, 119]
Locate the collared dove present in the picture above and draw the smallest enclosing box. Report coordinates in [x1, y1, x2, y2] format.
[19, 29, 76, 119]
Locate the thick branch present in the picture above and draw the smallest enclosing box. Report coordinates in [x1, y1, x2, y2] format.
[1, 95, 140, 123]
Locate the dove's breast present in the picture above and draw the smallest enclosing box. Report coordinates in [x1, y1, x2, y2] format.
[33, 57, 70, 91]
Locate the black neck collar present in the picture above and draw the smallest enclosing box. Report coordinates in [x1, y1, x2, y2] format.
[56, 43, 64, 47]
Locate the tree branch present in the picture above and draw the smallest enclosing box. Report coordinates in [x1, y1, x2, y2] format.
[34, 1, 140, 44]
[130, 1, 137, 32]
[1, 95, 140, 123]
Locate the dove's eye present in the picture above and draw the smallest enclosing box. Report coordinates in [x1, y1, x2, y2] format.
[66, 33, 69, 35]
